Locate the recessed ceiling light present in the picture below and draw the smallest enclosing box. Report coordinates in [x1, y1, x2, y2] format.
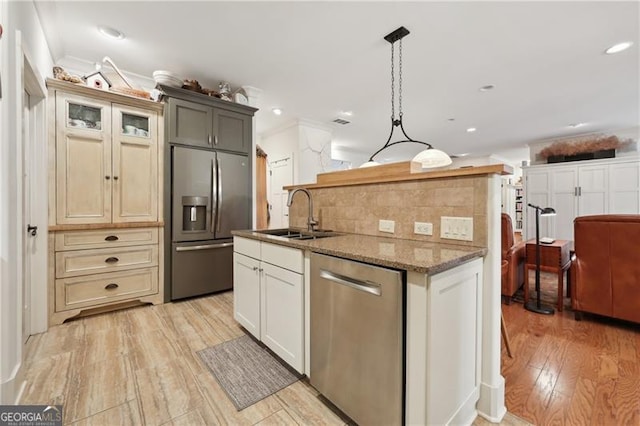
[98, 25, 125, 40]
[455, 153, 470, 157]
[340, 110, 353, 116]
[605, 41, 633, 54]
[466, 127, 477, 133]
[447, 118, 456, 122]
[568, 123, 586, 128]
[479, 84, 495, 92]
[272, 108, 283, 116]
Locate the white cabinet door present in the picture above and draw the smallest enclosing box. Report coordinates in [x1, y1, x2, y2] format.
[609, 161, 640, 213]
[233, 253, 261, 338]
[524, 170, 552, 240]
[578, 164, 608, 216]
[550, 166, 578, 241]
[56, 94, 112, 224]
[112, 104, 158, 222]
[260, 262, 304, 373]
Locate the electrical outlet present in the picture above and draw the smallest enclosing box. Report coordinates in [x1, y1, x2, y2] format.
[378, 219, 395, 233]
[414, 221, 433, 235]
[440, 216, 473, 241]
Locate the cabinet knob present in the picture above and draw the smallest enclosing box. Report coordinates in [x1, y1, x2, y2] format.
[105, 257, 119, 263]
[113, 176, 119, 180]
[104, 235, 119, 241]
[105, 176, 111, 180]
[208, 135, 212, 145]
[213, 135, 219, 145]
[105, 283, 119, 290]
[252, 266, 259, 271]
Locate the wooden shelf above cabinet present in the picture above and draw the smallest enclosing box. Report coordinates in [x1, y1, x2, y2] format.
[284, 163, 513, 190]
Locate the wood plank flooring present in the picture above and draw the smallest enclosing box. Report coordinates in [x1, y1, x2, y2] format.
[21, 292, 346, 425]
[23, 281, 636, 426]
[501, 275, 640, 425]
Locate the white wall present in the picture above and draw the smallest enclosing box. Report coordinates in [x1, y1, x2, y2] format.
[260, 120, 300, 183]
[0, 0, 53, 404]
[297, 119, 332, 184]
[331, 145, 369, 168]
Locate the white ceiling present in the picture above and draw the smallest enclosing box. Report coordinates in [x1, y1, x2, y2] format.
[35, 1, 639, 164]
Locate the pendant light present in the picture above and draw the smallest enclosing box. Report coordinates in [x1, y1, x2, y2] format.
[360, 26, 452, 169]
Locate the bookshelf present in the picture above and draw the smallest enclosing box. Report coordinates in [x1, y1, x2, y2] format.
[515, 184, 523, 231]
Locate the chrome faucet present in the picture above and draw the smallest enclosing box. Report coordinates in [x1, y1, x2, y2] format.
[286, 188, 318, 231]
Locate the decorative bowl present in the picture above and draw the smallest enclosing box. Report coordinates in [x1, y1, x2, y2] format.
[152, 70, 182, 88]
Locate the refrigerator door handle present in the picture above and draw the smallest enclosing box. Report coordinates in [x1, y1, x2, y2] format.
[211, 158, 217, 233]
[216, 156, 222, 232]
[175, 242, 234, 252]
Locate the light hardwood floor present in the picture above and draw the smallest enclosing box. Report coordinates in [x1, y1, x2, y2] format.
[21, 292, 346, 425]
[25, 268, 640, 426]
[501, 285, 640, 425]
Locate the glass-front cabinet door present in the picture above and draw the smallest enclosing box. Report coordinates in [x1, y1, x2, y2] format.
[55, 93, 112, 224]
[112, 104, 158, 222]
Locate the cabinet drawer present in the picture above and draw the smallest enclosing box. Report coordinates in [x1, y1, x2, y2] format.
[261, 242, 303, 274]
[55, 267, 158, 312]
[55, 245, 158, 278]
[55, 228, 159, 251]
[234, 237, 261, 259]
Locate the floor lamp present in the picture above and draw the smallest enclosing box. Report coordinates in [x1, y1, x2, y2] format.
[525, 203, 557, 315]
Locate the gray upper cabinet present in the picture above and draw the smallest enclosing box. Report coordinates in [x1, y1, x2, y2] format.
[168, 98, 212, 148]
[164, 87, 256, 154]
[213, 109, 251, 153]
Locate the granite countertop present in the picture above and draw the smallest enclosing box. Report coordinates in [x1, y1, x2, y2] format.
[232, 230, 487, 274]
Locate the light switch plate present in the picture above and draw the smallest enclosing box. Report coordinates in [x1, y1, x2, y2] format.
[440, 216, 473, 241]
[414, 221, 433, 235]
[378, 219, 395, 233]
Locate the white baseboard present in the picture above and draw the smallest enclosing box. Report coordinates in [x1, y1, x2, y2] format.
[0, 363, 25, 404]
[476, 378, 507, 423]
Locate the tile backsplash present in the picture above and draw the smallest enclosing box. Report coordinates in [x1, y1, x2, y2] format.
[288, 175, 489, 247]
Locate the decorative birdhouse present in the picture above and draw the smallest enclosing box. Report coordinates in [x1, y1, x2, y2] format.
[83, 71, 112, 91]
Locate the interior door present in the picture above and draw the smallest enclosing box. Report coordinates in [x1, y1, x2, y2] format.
[216, 151, 250, 239]
[269, 156, 293, 229]
[22, 90, 32, 343]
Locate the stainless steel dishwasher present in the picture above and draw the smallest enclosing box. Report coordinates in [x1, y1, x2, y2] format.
[310, 252, 405, 426]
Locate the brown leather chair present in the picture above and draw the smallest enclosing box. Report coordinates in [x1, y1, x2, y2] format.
[501, 213, 526, 304]
[571, 215, 640, 323]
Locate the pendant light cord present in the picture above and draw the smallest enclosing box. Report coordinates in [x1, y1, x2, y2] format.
[365, 26, 451, 167]
[369, 35, 433, 162]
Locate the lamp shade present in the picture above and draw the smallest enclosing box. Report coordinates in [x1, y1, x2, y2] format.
[359, 160, 381, 168]
[540, 207, 556, 216]
[412, 148, 453, 168]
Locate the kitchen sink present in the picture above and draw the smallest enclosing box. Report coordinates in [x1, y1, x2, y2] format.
[254, 228, 339, 240]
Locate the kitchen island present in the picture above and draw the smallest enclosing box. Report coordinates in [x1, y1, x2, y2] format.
[232, 230, 486, 425]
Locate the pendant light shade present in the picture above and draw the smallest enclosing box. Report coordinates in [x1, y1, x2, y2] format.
[412, 148, 453, 168]
[360, 26, 452, 169]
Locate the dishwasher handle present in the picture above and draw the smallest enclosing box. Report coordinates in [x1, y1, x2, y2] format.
[319, 269, 381, 296]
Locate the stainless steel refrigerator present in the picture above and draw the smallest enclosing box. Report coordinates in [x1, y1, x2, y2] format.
[169, 145, 250, 300]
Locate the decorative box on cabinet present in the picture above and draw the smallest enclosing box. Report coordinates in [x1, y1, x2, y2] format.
[47, 79, 165, 325]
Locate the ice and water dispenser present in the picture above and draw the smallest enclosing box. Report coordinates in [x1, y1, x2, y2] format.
[182, 196, 207, 232]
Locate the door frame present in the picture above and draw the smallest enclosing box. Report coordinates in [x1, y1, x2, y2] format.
[17, 31, 48, 337]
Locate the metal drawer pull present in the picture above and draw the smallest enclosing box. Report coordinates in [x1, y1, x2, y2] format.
[105, 257, 119, 263]
[105, 283, 119, 290]
[105, 235, 119, 241]
[319, 269, 381, 296]
[175, 242, 233, 252]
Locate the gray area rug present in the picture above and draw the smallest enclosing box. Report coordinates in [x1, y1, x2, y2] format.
[197, 334, 301, 411]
